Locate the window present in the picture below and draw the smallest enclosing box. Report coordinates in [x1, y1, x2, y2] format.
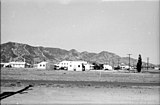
[40, 64, 42, 67]
[43, 64, 45, 67]
[78, 65, 80, 67]
[70, 65, 72, 67]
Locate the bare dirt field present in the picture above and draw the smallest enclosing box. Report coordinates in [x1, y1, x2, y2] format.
[1, 68, 160, 104]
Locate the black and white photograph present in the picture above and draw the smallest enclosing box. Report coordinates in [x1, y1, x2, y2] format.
[1, 0, 160, 104]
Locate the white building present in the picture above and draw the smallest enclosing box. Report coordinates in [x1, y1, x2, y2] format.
[0, 63, 10, 67]
[68, 61, 85, 71]
[9, 62, 26, 68]
[154, 67, 160, 70]
[83, 63, 94, 70]
[58, 61, 71, 69]
[121, 65, 130, 70]
[58, 60, 93, 71]
[103, 64, 113, 70]
[34, 61, 48, 69]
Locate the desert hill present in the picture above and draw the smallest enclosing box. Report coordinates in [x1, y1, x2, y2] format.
[0, 42, 153, 67]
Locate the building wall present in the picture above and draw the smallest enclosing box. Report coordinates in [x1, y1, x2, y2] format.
[9, 62, 25, 68]
[68, 62, 83, 71]
[58, 61, 71, 68]
[103, 65, 113, 70]
[11, 64, 25, 68]
[84, 64, 94, 70]
[36, 62, 48, 69]
[0, 63, 10, 67]
[121, 65, 130, 70]
[58, 61, 88, 71]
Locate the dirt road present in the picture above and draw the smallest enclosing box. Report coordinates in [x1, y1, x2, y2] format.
[1, 85, 159, 104]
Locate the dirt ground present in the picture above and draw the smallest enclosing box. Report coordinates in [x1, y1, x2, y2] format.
[1, 68, 160, 104]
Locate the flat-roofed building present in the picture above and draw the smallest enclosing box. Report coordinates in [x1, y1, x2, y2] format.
[58, 60, 92, 71]
[34, 61, 48, 69]
[9, 61, 26, 68]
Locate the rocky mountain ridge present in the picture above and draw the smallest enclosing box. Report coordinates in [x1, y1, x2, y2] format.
[0, 42, 153, 67]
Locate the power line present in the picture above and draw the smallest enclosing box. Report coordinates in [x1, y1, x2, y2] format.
[118, 58, 120, 67]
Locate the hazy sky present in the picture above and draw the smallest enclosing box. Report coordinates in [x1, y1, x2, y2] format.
[1, 0, 159, 64]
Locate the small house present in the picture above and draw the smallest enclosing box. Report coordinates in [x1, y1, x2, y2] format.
[103, 64, 113, 70]
[34, 61, 48, 69]
[83, 63, 94, 70]
[68, 61, 87, 71]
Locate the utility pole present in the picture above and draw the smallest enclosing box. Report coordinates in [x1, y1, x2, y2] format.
[127, 54, 132, 71]
[118, 58, 120, 67]
[112, 59, 114, 68]
[147, 57, 149, 70]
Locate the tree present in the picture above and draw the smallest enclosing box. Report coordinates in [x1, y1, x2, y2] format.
[137, 54, 142, 72]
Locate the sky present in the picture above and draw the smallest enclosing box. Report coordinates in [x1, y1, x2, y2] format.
[1, 0, 159, 64]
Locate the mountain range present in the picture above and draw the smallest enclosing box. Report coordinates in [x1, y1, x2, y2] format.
[0, 42, 154, 67]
